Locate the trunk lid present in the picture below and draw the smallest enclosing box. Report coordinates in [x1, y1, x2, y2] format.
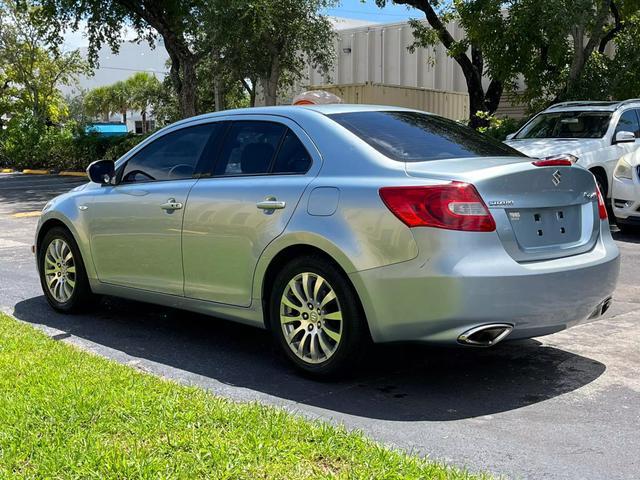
[405, 157, 601, 262]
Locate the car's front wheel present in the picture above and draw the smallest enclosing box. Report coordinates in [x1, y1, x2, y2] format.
[38, 226, 94, 313]
[270, 256, 368, 378]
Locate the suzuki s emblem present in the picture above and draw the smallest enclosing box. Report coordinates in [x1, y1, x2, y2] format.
[552, 170, 562, 186]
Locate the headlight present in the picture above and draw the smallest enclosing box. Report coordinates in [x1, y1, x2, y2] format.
[544, 154, 579, 164]
[614, 158, 634, 180]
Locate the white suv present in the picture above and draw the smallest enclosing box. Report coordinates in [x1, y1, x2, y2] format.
[612, 150, 640, 232]
[505, 100, 640, 198]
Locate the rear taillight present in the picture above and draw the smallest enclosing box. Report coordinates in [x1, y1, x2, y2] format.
[379, 182, 496, 232]
[532, 158, 573, 167]
[533, 154, 578, 166]
[596, 184, 608, 220]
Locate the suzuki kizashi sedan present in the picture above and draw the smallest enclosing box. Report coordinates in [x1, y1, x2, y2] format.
[36, 105, 620, 377]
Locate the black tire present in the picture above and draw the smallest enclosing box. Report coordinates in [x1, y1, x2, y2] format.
[591, 169, 608, 199]
[616, 220, 640, 234]
[38, 226, 95, 313]
[269, 255, 369, 379]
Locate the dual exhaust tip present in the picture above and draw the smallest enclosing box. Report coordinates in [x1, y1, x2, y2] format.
[458, 323, 514, 347]
[459, 296, 614, 347]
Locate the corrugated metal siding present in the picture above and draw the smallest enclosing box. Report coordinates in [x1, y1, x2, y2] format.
[308, 21, 468, 93]
[495, 92, 529, 120]
[308, 83, 469, 120]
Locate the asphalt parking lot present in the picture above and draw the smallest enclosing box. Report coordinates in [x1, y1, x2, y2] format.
[0, 172, 638, 480]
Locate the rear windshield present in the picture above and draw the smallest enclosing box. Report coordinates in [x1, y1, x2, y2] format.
[328, 111, 524, 162]
[515, 111, 612, 139]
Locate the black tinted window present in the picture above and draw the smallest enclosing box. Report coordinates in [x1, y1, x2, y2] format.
[272, 131, 312, 174]
[122, 124, 219, 183]
[516, 111, 612, 139]
[329, 111, 523, 162]
[615, 110, 640, 137]
[215, 121, 285, 176]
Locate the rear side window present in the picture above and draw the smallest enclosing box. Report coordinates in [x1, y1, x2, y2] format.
[214, 121, 285, 176]
[121, 124, 220, 183]
[329, 111, 523, 162]
[615, 110, 640, 137]
[272, 131, 312, 174]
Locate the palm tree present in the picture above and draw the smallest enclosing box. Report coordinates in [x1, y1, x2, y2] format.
[84, 86, 112, 122]
[126, 72, 161, 134]
[110, 81, 131, 125]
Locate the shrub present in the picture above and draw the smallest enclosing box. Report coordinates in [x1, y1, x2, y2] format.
[0, 113, 74, 170]
[0, 113, 149, 171]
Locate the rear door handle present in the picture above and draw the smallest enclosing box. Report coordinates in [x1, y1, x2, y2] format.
[256, 199, 286, 210]
[160, 198, 183, 211]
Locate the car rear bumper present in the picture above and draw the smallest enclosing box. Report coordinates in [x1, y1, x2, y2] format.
[349, 221, 620, 344]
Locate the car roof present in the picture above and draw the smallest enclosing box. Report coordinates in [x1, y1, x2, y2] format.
[543, 99, 640, 113]
[167, 104, 423, 129]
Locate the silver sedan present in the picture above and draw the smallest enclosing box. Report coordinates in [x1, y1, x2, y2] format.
[35, 105, 620, 377]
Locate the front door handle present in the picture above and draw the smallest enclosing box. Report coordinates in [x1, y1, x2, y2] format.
[160, 198, 183, 211]
[256, 199, 286, 210]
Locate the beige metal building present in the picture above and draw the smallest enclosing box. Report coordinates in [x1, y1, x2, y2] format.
[279, 19, 526, 120]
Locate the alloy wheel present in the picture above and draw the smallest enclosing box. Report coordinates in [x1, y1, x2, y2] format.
[44, 238, 76, 303]
[280, 272, 343, 364]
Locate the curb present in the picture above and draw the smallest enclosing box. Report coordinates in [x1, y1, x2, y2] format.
[0, 169, 87, 177]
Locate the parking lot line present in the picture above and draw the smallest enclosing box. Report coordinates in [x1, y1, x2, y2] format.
[11, 211, 42, 218]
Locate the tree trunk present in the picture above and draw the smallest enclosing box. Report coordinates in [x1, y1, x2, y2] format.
[141, 111, 147, 134]
[180, 58, 197, 117]
[261, 57, 280, 106]
[121, 109, 127, 125]
[213, 76, 224, 112]
[114, 0, 199, 119]
[241, 78, 257, 107]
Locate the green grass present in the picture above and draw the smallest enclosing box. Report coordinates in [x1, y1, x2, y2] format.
[0, 313, 488, 479]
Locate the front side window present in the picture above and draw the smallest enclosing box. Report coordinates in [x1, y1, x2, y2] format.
[515, 111, 612, 139]
[121, 123, 219, 183]
[329, 111, 523, 162]
[615, 110, 640, 137]
[214, 121, 286, 176]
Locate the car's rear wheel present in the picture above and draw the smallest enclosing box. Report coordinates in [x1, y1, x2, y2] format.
[39, 227, 94, 313]
[270, 256, 367, 378]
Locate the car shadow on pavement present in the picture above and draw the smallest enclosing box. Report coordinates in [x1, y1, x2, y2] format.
[13, 295, 605, 422]
[611, 230, 640, 244]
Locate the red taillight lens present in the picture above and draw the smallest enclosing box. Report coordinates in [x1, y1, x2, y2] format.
[532, 158, 573, 167]
[596, 184, 608, 220]
[379, 182, 496, 232]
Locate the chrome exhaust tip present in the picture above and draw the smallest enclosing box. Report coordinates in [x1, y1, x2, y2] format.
[601, 297, 613, 315]
[458, 323, 514, 347]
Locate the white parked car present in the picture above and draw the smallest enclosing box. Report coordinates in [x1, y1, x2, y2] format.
[612, 150, 640, 232]
[505, 100, 640, 198]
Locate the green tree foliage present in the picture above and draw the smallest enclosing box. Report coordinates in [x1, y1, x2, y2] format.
[36, 0, 203, 118]
[83, 86, 114, 122]
[379, 1, 640, 122]
[0, 0, 88, 124]
[202, 0, 337, 106]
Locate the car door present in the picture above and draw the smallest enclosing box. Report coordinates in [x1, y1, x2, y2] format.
[86, 122, 224, 295]
[182, 117, 319, 307]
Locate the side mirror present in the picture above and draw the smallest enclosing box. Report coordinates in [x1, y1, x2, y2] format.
[614, 130, 636, 144]
[505, 133, 516, 140]
[87, 159, 116, 185]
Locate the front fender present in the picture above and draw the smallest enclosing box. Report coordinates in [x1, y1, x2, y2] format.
[36, 194, 96, 281]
